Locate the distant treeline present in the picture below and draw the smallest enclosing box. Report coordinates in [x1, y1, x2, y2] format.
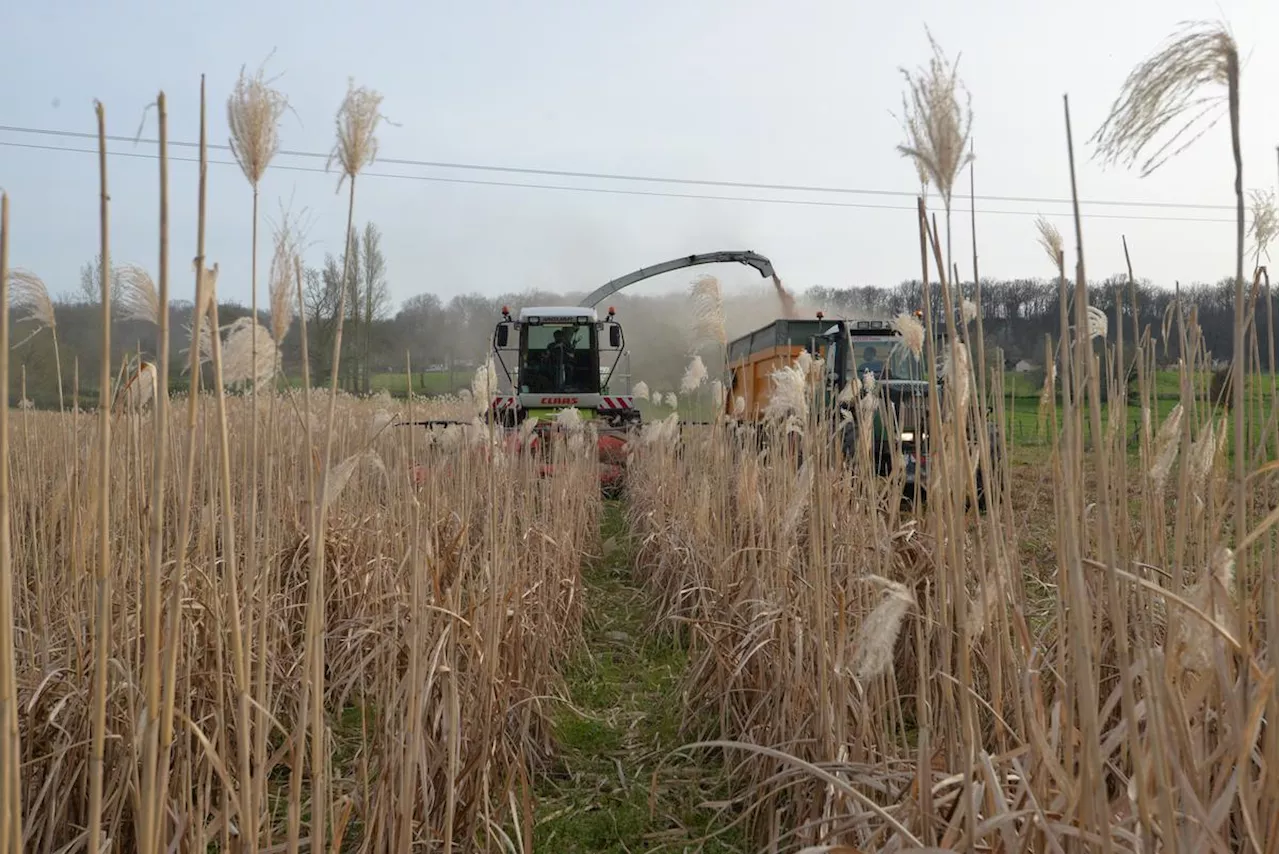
[8, 271, 1276, 408]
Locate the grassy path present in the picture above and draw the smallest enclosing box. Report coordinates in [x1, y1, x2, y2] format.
[531, 500, 743, 853]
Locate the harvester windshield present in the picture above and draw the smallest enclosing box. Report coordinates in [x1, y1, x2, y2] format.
[520, 322, 600, 394]
[853, 337, 924, 381]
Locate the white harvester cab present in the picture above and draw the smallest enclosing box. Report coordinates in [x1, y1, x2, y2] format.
[490, 305, 636, 426]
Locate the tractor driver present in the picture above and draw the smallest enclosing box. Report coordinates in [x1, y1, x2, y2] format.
[860, 345, 883, 377]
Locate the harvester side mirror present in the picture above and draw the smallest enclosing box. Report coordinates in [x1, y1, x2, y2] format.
[496, 326, 509, 348]
[609, 325, 621, 348]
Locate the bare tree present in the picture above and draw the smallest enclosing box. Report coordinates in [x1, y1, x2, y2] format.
[77, 255, 124, 305]
[359, 222, 390, 391]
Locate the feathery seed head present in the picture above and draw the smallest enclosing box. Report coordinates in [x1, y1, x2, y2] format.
[268, 208, 305, 344]
[680, 355, 708, 393]
[8, 269, 56, 332]
[896, 28, 974, 207]
[227, 58, 289, 187]
[222, 319, 279, 387]
[1034, 216, 1064, 270]
[329, 79, 385, 188]
[710, 379, 725, 407]
[632, 380, 650, 401]
[1148, 403, 1184, 488]
[471, 356, 499, 409]
[1086, 305, 1109, 340]
[763, 363, 809, 424]
[890, 312, 925, 358]
[554, 406, 585, 434]
[116, 264, 161, 325]
[1249, 187, 1278, 266]
[851, 576, 914, 687]
[1091, 20, 1238, 177]
[961, 298, 977, 323]
[1189, 418, 1218, 492]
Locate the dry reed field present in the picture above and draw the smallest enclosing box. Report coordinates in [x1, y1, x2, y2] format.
[0, 17, 1278, 854]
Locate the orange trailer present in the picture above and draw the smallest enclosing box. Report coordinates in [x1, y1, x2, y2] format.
[724, 318, 830, 419]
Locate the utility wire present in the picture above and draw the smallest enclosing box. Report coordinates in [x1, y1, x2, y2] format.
[0, 121, 1237, 212]
[0, 138, 1237, 225]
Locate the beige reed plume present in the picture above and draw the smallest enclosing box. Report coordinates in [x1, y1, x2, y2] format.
[1034, 216, 1064, 269]
[1249, 188, 1277, 266]
[116, 264, 161, 325]
[227, 57, 288, 188]
[328, 79, 386, 189]
[8, 269, 56, 346]
[1091, 21, 1237, 177]
[7, 269, 65, 409]
[896, 27, 974, 209]
[268, 208, 304, 345]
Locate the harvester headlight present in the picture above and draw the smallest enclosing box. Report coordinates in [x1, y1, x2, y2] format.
[900, 431, 915, 442]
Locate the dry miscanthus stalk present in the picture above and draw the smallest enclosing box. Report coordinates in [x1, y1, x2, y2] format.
[896, 27, 974, 206]
[1038, 359, 1057, 437]
[116, 264, 161, 325]
[329, 78, 386, 187]
[227, 58, 289, 187]
[1091, 20, 1237, 177]
[1034, 215, 1064, 270]
[941, 344, 971, 413]
[194, 261, 218, 323]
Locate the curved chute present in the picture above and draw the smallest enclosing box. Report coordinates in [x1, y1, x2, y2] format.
[579, 251, 776, 308]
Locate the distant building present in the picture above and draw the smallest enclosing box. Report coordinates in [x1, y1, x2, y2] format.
[1014, 359, 1038, 373]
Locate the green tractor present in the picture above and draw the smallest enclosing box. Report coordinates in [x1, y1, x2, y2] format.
[725, 314, 999, 509]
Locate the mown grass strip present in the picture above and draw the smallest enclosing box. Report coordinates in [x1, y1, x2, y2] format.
[531, 500, 745, 854]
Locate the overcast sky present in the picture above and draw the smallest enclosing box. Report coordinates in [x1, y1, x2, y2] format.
[2, 0, 1277, 314]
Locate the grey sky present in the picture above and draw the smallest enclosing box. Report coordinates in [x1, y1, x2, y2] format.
[2, 0, 1277, 314]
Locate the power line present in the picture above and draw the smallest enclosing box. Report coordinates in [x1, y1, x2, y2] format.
[0, 138, 1238, 225]
[0, 121, 1237, 213]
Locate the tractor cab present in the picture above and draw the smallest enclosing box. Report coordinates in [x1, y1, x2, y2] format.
[811, 315, 932, 480]
[490, 305, 637, 427]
